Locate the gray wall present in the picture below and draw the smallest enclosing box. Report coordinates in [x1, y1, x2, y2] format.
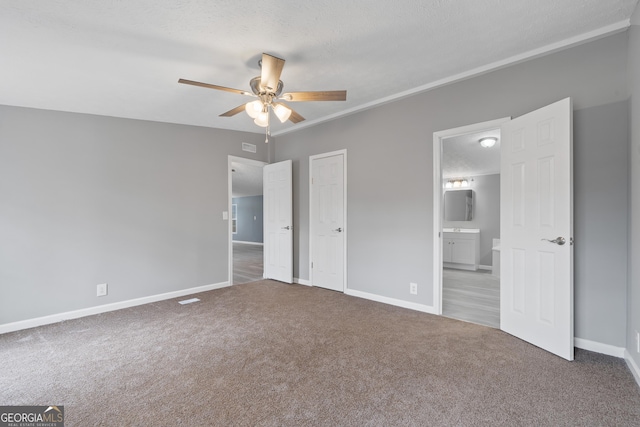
[444, 174, 500, 266]
[0, 106, 268, 325]
[574, 101, 628, 346]
[232, 195, 263, 243]
[274, 32, 629, 347]
[628, 7, 640, 368]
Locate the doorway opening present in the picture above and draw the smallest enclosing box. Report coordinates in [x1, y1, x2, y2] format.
[228, 156, 267, 285]
[433, 100, 574, 360]
[433, 118, 509, 328]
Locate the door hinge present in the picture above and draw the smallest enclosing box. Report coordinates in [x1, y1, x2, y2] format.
[311, 262, 314, 268]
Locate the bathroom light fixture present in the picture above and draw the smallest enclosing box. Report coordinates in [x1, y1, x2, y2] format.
[445, 178, 470, 188]
[479, 137, 497, 148]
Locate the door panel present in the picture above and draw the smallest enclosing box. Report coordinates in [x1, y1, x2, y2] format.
[263, 160, 292, 283]
[500, 98, 573, 360]
[311, 153, 345, 292]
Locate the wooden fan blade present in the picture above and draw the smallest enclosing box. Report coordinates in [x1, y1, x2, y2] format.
[178, 79, 251, 96]
[219, 104, 247, 117]
[261, 53, 285, 93]
[288, 107, 305, 124]
[281, 90, 347, 102]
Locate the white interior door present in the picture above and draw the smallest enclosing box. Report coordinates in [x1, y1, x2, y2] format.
[500, 97, 574, 360]
[263, 160, 293, 283]
[310, 152, 346, 292]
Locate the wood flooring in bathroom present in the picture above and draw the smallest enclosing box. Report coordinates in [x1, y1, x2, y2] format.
[442, 268, 500, 328]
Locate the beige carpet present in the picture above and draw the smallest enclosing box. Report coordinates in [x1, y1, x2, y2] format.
[2, 280, 639, 426]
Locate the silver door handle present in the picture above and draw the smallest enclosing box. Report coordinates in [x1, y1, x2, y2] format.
[282, 226, 292, 230]
[541, 236, 566, 246]
[333, 227, 342, 232]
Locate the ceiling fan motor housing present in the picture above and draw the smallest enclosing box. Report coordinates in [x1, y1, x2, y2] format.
[250, 76, 284, 97]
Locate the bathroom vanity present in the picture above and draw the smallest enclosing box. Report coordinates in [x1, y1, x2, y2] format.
[442, 228, 480, 271]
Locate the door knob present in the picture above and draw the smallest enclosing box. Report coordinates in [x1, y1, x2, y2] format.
[541, 236, 566, 245]
[333, 227, 343, 232]
[282, 225, 292, 230]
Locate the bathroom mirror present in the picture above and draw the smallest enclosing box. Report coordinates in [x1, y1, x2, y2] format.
[444, 190, 474, 221]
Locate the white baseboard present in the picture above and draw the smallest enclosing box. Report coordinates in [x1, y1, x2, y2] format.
[624, 350, 640, 389]
[0, 281, 230, 335]
[479, 265, 492, 271]
[232, 240, 264, 246]
[574, 337, 626, 358]
[345, 288, 437, 315]
[294, 277, 311, 286]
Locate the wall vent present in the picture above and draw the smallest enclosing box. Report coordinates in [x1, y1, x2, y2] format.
[242, 142, 257, 153]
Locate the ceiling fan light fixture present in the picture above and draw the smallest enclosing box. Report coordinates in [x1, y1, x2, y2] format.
[245, 100, 263, 119]
[479, 137, 497, 148]
[254, 110, 270, 127]
[179, 53, 346, 128]
[273, 103, 292, 123]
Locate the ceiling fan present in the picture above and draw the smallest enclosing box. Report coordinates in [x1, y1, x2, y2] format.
[178, 53, 347, 137]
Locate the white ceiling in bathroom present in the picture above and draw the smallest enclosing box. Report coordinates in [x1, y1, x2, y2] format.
[442, 129, 501, 179]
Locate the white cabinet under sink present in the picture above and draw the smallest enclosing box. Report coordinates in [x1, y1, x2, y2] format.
[443, 230, 480, 271]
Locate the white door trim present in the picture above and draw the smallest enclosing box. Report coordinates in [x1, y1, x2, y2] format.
[228, 156, 267, 285]
[309, 149, 347, 291]
[432, 117, 510, 314]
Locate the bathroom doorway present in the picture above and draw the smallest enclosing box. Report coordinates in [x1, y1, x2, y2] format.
[433, 118, 508, 328]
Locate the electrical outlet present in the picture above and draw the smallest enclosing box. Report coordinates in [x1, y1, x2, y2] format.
[97, 283, 108, 297]
[410, 282, 418, 295]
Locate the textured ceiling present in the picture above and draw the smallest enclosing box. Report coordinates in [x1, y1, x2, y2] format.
[232, 162, 263, 198]
[1, 0, 638, 136]
[442, 129, 501, 179]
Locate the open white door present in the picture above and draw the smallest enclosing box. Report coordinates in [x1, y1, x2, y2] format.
[500, 97, 574, 360]
[263, 160, 293, 283]
[310, 151, 346, 292]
